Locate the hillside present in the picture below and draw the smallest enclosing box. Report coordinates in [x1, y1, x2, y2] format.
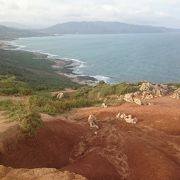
[0, 25, 48, 40]
[44, 21, 180, 34]
[0, 49, 79, 90]
[0, 84, 180, 179]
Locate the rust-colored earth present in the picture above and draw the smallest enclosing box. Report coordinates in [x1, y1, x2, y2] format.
[0, 96, 180, 180]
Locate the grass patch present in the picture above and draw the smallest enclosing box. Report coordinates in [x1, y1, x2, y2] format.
[29, 94, 101, 114]
[0, 99, 42, 136]
[75, 82, 139, 99]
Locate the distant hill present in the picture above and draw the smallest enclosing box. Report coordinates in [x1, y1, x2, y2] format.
[44, 21, 180, 34]
[0, 22, 179, 40]
[0, 22, 29, 29]
[0, 25, 48, 40]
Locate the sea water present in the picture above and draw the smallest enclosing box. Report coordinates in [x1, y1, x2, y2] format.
[14, 33, 180, 83]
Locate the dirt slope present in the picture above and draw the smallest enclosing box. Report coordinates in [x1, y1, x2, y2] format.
[0, 96, 180, 180]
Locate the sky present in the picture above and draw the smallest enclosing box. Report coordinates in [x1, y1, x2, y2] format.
[0, 0, 180, 29]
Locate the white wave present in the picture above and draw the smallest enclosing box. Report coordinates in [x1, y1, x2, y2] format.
[92, 75, 111, 83]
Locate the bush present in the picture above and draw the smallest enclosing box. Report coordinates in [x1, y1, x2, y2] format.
[0, 76, 32, 96]
[75, 82, 139, 99]
[29, 94, 101, 114]
[0, 100, 14, 111]
[0, 100, 42, 136]
[19, 111, 42, 136]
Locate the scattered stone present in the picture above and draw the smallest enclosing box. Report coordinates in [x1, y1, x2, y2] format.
[116, 113, 121, 119]
[88, 115, 99, 129]
[120, 113, 127, 119]
[102, 103, 108, 108]
[124, 116, 138, 124]
[116, 113, 138, 124]
[57, 92, 64, 100]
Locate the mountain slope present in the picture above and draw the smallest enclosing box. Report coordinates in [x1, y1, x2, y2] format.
[0, 25, 47, 40]
[44, 21, 180, 34]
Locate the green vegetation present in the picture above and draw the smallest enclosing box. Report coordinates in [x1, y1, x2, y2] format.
[0, 76, 32, 95]
[0, 49, 79, 90]
[75, 81, 139, 99]
[0, 99, 42, 136]
[29, 94, 101, 114]
[168, 83, 180, 88]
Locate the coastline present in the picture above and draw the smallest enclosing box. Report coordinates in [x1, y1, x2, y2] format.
[0, 40, 98, 85]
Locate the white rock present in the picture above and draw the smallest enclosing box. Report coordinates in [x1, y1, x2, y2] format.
[102, 103, 108, 108]
[116, 113, 121, 119]
[88, 115, 99, 129]
[140, 82, 153, 92]
[57, 92, 64, 100]
[124, 93, 134, 103]
[133, 98, 142, 105]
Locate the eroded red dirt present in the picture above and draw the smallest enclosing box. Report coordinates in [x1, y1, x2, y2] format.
[0, 96, 180, 180]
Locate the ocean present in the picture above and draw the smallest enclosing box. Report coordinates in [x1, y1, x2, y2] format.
[14, 33, 180, 83]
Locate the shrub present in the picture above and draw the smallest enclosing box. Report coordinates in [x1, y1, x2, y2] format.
[75, 82, 139, 99]
[0, 100, 14, 111]
[29, 94, 101, 114]
[0, 76, 32, 96]
[19, 111, 42, 136]
[0, 100, 42, 136]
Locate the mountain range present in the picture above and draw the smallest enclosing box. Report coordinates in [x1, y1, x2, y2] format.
[0, 21, 180, 40]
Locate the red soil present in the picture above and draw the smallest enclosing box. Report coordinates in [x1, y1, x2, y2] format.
[0, 96, 180, 180]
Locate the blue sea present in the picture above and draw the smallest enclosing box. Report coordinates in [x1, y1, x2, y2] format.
[14, 33, 180, 83]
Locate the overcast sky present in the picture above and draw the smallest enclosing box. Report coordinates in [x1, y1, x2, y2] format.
[0, 0, 180, 28]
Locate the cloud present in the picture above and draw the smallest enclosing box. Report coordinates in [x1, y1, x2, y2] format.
[0, 0, 179, 28]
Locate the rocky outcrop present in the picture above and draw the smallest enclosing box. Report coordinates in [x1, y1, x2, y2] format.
[0, 165, 87, 180]
[124, 93, 134, 103]
[171, 88, 180, 99]
[140, 82, 153, 92]
[140, 82, 172, 99]
[124, 93, 142, 106]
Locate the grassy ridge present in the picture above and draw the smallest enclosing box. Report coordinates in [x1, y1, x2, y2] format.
[0, 49, 79, 90]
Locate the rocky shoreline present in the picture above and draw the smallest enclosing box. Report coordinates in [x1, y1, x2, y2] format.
[0, 41, 98, 85]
